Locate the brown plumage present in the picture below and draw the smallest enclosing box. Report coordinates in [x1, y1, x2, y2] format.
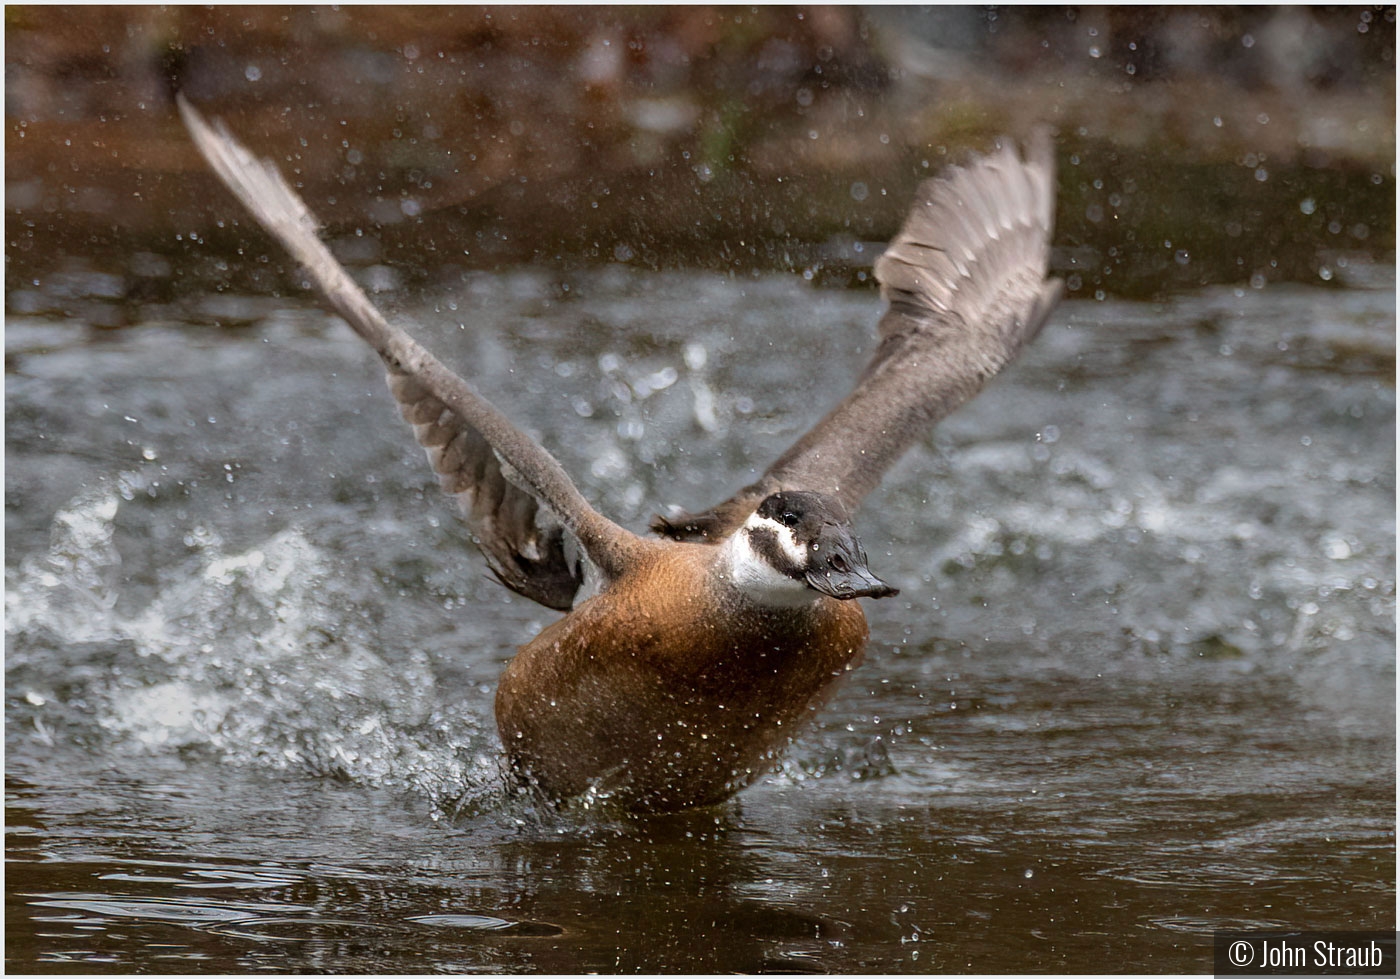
[496, 539, 870, 809]
[179, 95, 1059, 812]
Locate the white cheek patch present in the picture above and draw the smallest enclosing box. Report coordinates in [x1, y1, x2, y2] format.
[744, 513, 807, 567]
[722, 526, 813, 607]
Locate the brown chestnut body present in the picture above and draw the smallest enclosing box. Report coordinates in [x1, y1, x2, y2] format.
[496, 541, 868, 810]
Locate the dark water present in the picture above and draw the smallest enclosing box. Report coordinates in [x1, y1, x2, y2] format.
[6, 267, 1395, 972]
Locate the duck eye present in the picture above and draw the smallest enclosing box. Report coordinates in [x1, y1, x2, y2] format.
[781, 512, 799, 527]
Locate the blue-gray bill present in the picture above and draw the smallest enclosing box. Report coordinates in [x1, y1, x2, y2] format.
[804, 527, 899, 600]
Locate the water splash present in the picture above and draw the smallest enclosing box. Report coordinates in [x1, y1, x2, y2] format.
[6, 488, 499, 811]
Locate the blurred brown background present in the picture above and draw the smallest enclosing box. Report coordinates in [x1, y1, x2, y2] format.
[5, 4, 1395, 312]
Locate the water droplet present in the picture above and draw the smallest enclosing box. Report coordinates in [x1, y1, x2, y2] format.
[1323, 538, 1352, 560]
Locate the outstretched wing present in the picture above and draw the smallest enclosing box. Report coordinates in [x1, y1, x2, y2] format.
[385, 370, 596, 609]
[653, 131, 1060, 541]
[179, 95, 637, 610]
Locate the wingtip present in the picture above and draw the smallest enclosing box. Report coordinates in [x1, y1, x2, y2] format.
[174, 90, 204, 136]
[1023, 125, 1058, 203]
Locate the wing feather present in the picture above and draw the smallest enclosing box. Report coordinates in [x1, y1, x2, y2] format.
[179, 95, 636, 609]
[654, 131, 1060, 540]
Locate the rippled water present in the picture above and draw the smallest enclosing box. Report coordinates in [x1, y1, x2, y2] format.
[6, 267, 1395, 972]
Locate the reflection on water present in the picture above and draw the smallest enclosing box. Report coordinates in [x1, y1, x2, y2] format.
[5, 267, 1395, 972]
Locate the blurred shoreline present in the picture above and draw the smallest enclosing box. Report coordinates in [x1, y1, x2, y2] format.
[5, 5, 1394, 315]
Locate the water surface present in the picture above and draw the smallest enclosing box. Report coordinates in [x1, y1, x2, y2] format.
[6, 267, 1394, 972]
